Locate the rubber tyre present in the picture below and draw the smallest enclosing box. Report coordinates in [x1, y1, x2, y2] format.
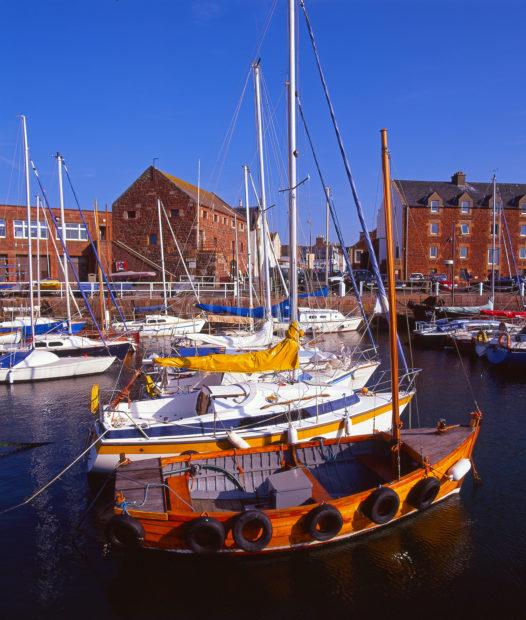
[408, 477, 440, 511]
[106, 514, 145, 549]
[232, 510, 273, 552]
[306, 504, 343, 541]
[365, 487, 400, 525]
[185, 517, 225, 554]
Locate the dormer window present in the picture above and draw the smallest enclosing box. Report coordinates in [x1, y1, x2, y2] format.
[430, 200, 440, 213]
[460, 200, 471, 214]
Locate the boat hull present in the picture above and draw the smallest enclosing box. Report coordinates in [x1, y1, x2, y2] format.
[0, 355, 115, 383]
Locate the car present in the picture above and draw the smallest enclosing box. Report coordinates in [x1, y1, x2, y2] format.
[409, 272, 425, 282]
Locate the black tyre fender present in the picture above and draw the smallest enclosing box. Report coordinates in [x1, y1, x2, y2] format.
[408, 477, 440, 511]
[232, 510, 273, 552]
[306, 504, 343, 541]
[364, 487, 400, 525]
[185, 516, 225, 554]
[106, 514, 145, 549]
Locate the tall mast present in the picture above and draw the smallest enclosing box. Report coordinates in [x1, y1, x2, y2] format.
[243, 165, 254, 310]
[325, 186, 330, 286]
[235, 209, 240, 305]
[196, 159, 201, 255]
[288, 0, 298, 322]
[451, 222, 456, 304]
[56, 153, 72, 335]
[491, 173, 497, 299]
[21, 115, 35, 342]
[36, 194, 41, 312]
[157, 197, 168, 315]
[94, 200, 106, 329]
[380, 129, 401, 446]
[253, 60, 272, 319]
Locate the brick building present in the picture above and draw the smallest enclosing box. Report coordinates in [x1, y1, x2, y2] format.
[112, 166, 247, 280]
[377, 171, 526, 281]
[346, 230, 377, 271]
[0, 204, 111, 282]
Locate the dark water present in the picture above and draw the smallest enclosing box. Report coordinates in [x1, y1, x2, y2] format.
[1, 335, 526, 619]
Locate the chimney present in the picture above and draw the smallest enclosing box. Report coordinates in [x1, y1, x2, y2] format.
[451, 171, 466, 186]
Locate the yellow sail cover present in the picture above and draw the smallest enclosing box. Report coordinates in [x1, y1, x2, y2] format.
[153, 321, 303, 372]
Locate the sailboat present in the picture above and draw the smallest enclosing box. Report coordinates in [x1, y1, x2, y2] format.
[0, 118, 116, 383]
[102, 124, 480, 557]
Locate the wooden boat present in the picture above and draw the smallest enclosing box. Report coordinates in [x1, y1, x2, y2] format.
[105, 417, 480, 555]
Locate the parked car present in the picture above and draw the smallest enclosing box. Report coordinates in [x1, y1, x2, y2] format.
[409, 272, 425, 282]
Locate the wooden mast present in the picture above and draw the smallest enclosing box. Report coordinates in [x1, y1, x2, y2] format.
[380, 129, 401, 446]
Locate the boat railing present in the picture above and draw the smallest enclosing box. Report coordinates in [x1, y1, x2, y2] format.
[366, 368, 421, 395]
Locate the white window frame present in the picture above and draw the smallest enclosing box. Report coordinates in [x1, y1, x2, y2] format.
[521, 225, 526, 237]
[459, 246, 468, 259]
[13, 220, 48, 239]
[430, 223, 439, 235]
[56, 222, 88, 241]
[429, 245, 438, 259]
[0, 218, 5, 238]
[520, 203, 526, 216]
[460, 200, 471, 214]
[430, 200, 440, 213]
[460, 223, 470, 236]
[487, 248, 500, 265]
[520, 248, 526, 260]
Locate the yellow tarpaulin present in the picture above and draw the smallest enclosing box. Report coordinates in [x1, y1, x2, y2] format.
[153, 321, 303, 373]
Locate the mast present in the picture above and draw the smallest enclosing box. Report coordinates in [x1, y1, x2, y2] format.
[94, 200, 106, 329]
[380, 129, 401, 447]
[36, 194, 41, 311]
[235, 208, 240, 305]
[57, 153, 73, 334]
[451, 222, 456, 304]
[325, 186, 330, 286]
[157, 197, 168, 315]
[196, 159, 201, 254]
[21, 115, 35, 342]
[243, 165, 254, 310]
[491, 173, 497, 299]
[253, 60, 272, 319]
[287, 0, 298, 322]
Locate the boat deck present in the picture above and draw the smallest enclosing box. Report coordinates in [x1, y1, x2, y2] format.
[400, 426, 473, 465]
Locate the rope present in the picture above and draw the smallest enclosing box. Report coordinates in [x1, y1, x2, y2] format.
[0, 429, 109, 516]
[299, 0, 409, 371]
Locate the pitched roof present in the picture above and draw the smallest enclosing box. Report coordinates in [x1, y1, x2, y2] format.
[158, 168, 244, 219]
[234, 206, 258, 227]
[394, 178, 526, 208]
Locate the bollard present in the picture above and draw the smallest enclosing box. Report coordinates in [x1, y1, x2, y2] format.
[434, 281, 439, 295]
[479, 282, 483, 296]
[339, 280, 346, 297]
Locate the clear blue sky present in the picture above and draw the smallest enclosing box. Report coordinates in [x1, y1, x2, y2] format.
[1, 0, 525, 246]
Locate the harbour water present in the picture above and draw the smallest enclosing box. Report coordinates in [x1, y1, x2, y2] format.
[1, 333, 525, 618]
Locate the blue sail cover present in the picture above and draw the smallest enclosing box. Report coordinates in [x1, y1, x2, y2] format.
[196, 287, 329, 320]
[134, 304, 167, 313]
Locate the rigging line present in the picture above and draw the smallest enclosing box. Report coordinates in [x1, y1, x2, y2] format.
[296, 97, 374, 349]
[2, 122, 21, 214]
[61, 160, 128, 330]
[30, 161, 106, 343]
[299, 0, 407, 371]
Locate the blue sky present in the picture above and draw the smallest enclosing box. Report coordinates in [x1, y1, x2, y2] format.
[1, 0, 525, 246]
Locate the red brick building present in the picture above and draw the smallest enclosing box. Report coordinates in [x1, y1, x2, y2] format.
[0, 204, 111, 282]
[377, 171, 526, 281]
[112, 166, 247, 280]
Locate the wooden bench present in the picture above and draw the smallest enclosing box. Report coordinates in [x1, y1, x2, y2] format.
[166, 475, 194, 512]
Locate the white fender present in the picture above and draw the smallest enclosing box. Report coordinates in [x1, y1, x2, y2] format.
[287, 424, 298, 444]
[344, 416, 352, 436]
[226, 430, 250, 450]
[447, 458, 471, 481]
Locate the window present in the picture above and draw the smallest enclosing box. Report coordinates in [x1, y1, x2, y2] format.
[124, 210, 137, 220]
[98, 225, 107, 241]
[13, 220, 48, 239]
[231, 219, 235, 228]
[429, 245, 438, 259]
[490, 223, 499, 235]
[460, 200, 471, 214]
[488, 248, 500, 265]
[459, 246, 468, 259]
[202, 210, 207, 220]
[239, 222, 244, 231]
[0, 219, 5, 237]
[56, 222, 88, 241]
[520, 248, 526, 260]
[430, 223, 439, 235]
[521, 203, 526, 216]
[354, 249, 363, 263]
[148, 233, 157, 246]
[213, 214, 218, 223]
[460, 223, 470, 235]
[430, 200, 440, 213]
[521, 225, 526, 237]
[223, 217, 227, 225]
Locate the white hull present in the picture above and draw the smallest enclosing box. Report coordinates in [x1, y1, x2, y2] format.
[275, 315, 362, 334]
[113, 316, 205, 337]
[0, 354, 116, 383]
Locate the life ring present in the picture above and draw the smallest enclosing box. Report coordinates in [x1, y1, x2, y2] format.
[476, 330, 489, 343]
[232, 510, 273, 552]
[498, 333, 512, 349]
[306, 504, 343, 541]
[185, 516, 225, 554]
[105, 514, 145, 549]
[364, 487, 400, 525]
[408, 477, 440, 511]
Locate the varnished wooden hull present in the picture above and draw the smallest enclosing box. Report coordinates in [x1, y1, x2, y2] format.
[114, 422, 480, 556]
